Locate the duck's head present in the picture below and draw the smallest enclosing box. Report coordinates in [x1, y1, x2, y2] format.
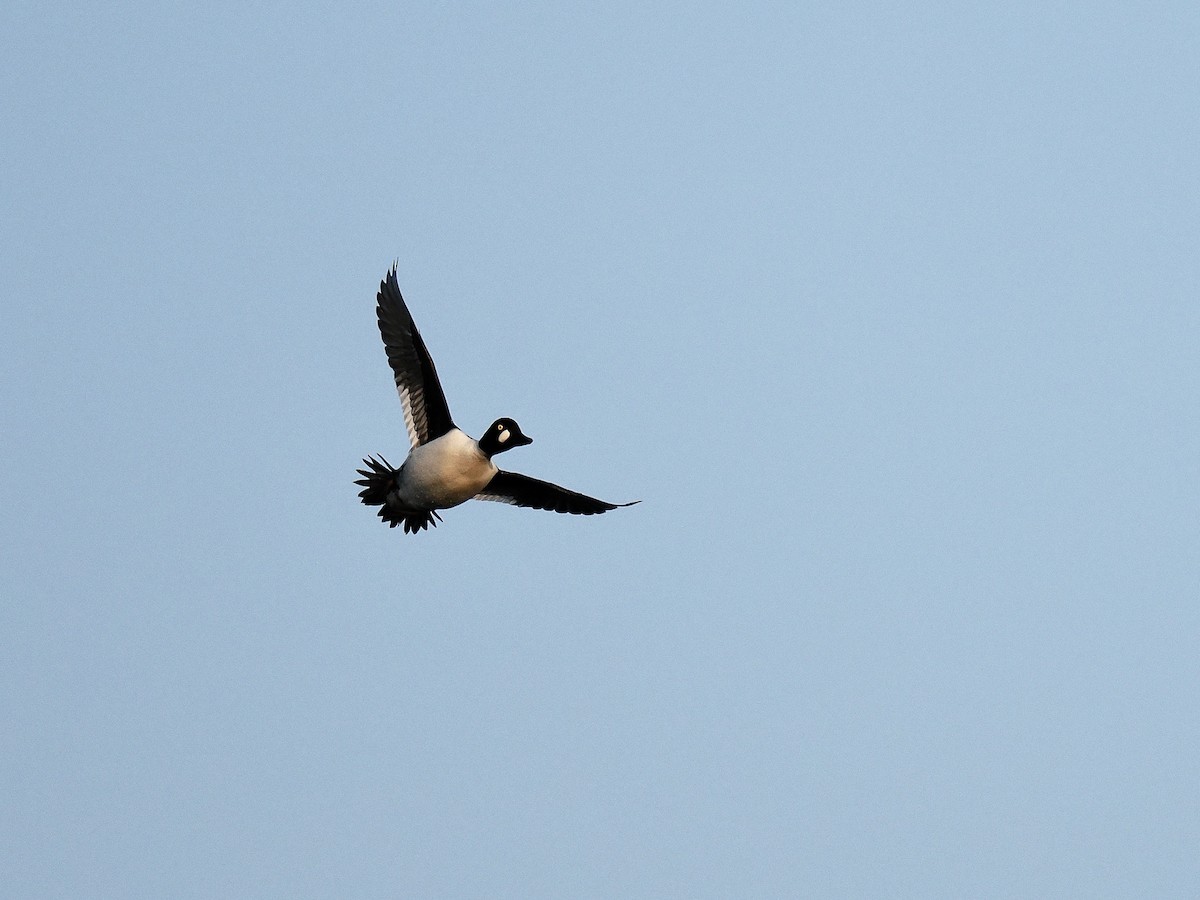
[478, 417, 533, 457]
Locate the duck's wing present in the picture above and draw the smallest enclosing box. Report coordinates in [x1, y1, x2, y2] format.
[475, 470, 639, 515]
[376, 266, 455, 448]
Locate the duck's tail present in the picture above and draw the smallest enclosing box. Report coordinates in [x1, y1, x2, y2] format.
[354, 455, 442, 534]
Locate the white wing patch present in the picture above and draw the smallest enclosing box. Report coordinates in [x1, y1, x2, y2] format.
[474, 490, 520, 506]
[398, 386, 420, 449]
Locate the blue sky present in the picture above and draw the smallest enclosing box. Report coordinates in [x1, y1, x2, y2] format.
[3, 2, 1198, 897]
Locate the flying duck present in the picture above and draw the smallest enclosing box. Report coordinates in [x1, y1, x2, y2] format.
[356, 266, 639, 533]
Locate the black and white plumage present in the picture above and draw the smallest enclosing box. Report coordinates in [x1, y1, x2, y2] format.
[356, 266, 638, 533]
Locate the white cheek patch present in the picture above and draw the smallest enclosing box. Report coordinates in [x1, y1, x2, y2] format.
[498, 429, 510, 443]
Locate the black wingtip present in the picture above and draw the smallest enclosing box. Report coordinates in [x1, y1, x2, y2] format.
[583, 499, 640, 514]
[379, 266, 400, 305]
[594, 499, 640, 514]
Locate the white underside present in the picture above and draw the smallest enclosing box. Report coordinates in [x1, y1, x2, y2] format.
[395, 428, 497, 510]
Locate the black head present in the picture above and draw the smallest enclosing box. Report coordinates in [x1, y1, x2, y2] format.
[478, 417, 533, 457]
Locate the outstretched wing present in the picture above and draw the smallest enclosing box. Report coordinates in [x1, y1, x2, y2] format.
[376, 266, 455, 447]
[475, 470, 639, 515]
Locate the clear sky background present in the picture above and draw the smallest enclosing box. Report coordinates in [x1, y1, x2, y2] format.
[3, 2, 1198, 897]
